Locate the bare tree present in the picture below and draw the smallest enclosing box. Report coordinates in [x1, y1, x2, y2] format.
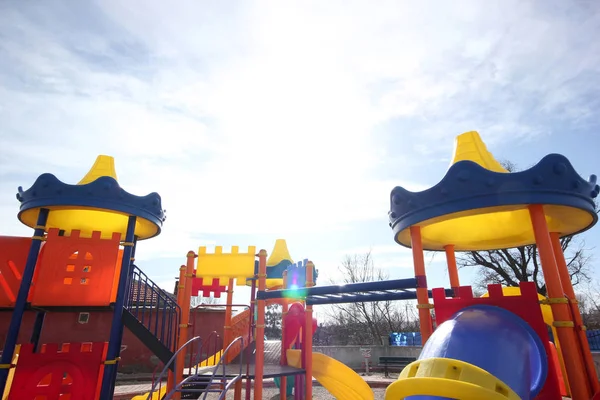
[265, 304, 282, 339]
[324, 251, 419, 345]
[576, 282, 600, 330]
[456, 160, 595, 296]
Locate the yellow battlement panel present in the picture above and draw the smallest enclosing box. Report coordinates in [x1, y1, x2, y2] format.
[196, 245, 257, 286]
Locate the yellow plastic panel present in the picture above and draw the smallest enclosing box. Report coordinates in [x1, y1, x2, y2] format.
[19, 207, 159, 240]
[396, 204, 594, 251]
[385, 358, 520, 400]
[196, 245, 257, 286]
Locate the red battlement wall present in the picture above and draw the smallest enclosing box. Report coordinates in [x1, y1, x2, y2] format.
[0, 309, 225, 373]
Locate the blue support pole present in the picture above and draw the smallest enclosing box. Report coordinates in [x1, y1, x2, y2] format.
[122, 236, 138, 311]
[30, 311, 46, 352]
[99, 216, 137, 400]
[0, 208, 49, 394]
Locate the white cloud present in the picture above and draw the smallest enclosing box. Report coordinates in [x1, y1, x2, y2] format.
[1, 0, 598, 281]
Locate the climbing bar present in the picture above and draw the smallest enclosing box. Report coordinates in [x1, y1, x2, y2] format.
[257, 277, 419, 300]
[306, 289, 423, 305]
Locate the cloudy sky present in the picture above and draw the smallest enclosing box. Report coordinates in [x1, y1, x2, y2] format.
[1, 1, 599, 308]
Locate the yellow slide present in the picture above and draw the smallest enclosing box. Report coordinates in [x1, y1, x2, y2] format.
[131, 386, 167, 400]
[196, 349, 223, 367]
[287, 349, 374, 400]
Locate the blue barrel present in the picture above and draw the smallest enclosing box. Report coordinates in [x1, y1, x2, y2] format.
[408, 305, 548, 400]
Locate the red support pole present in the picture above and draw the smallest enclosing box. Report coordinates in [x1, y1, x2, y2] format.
[444, 244, 460, 292]
[172, 252, 196, 400]
[253, 250, 267, 400]
[529, 205, 591, 399]
[410, 226, 433, 343]
[304, 262, 315, 400]
[280, 270, 289, 400]
[550, 232, 600, 393]
[223, 278, 234, 362]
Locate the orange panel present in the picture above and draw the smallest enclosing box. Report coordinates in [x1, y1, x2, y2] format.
[30, 228, 122, 307]
[226, 309, 252, 363]
[0, 236, 32, 308]
[111, 249, 124, 302]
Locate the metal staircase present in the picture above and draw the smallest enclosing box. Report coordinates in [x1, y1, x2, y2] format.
[122, 264, 181, 370]
[148, 336, 245, 400]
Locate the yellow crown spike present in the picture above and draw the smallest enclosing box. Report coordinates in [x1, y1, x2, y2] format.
[267, 239, 294, 266]
[450, 131, 508, 173]
[77, 155, 118, 185]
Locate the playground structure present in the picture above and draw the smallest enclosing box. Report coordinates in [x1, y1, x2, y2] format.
[0, 130, 598, 399]
[256, 131, 600, 399]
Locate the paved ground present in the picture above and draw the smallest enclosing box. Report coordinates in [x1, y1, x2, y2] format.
[114, 372, 574, 399]
[115, 385, 389, 399]
[114, 372, 394, 399]
[194, 386, 389, 399]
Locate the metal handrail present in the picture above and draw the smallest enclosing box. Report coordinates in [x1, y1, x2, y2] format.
[188, 330, 222, 372]
[150, 361, 165, 398]
[165, 336, 246, 400]
[145, 336, 203, 400]
[128, 265, 182, 351]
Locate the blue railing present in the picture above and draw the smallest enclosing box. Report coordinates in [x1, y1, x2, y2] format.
[389, 332, 422, 346]
[390, 329, 600, 350]
[587, 329, 600, 351]
[127, 265, 181, 351]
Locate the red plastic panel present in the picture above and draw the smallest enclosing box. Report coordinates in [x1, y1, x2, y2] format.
[8, 342, 108, 400]
[0, 236, 32, 307]
[30, 229, 121, 306]
[191, 273, 227, 298]
[432, 282, 562, 400]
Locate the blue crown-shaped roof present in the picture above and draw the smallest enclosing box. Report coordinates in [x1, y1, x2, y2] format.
[17, 173, 166, 237]
[389, 153, 599, 251]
